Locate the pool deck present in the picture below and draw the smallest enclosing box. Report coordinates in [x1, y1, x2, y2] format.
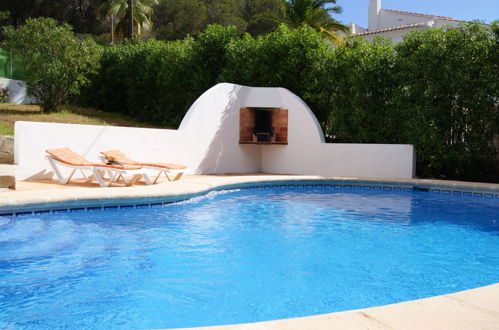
[1, 173, 499, 330]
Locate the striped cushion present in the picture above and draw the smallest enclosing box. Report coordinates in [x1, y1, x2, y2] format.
[47, 147, 141, 170]
[101, 150, 187, 169]
[46, 147, 89, 166]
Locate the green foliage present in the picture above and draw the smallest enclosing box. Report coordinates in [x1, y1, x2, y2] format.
[0, 0, 344, 43]
[284, 0, 342, 28]
[192, 24, 241, 88]
[320, 23, 498, 181]
[204, 0, 247, 32]
[2, 18, 102, 112]
[153, 0, 208, 41]
[80, 22, 498, 182]
[80, 25, 238, 127]
[152, 0, 265, 41]
[241, 0, 284, 36]
[95, 0, 158, 39]
[394, 23, 498, 180]
[282, 0, 346, 43]
[221, 24, 332, 122]
[324, 37, 401, 143]
[0, 0, 107, 34]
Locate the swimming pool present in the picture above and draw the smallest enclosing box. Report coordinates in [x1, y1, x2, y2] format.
[1, 183, 499, 329]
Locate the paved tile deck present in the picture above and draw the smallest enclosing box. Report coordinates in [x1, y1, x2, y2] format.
[1, 174, 498, 330]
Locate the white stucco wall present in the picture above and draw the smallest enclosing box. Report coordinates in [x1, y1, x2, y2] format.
[376, 10, 429, 30]
[433, 21, 460, 28]
[263, 143, 414, 179]
[0, 78, 34, 104]
[14, 122, 188, 180]
[14, 83, 415, 180]
[368, 0, 380, 30]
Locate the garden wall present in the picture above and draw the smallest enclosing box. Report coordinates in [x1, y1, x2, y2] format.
[15, 83, 415, 180]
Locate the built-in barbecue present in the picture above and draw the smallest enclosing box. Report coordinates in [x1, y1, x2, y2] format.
[239, 107, 288, 144]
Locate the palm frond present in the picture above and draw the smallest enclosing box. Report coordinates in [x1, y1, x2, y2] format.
[96, 0, 157, 38]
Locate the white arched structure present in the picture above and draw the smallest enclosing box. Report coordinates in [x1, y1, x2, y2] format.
[14, 83, 415, 180]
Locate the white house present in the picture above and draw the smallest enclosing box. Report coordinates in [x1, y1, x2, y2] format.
[350, 0, 461, 43]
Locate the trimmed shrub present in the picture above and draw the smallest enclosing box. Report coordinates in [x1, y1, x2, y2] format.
[2, 18, 101, 112]
[394, 23, 498, 180]
[81, 25, 238, 127]
[221, 24, 332, 123]
[323, 37, 402, 143]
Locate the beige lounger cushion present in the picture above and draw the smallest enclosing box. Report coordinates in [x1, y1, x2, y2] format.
[46, 147, 141, 170]
[101, 150, 187, 170]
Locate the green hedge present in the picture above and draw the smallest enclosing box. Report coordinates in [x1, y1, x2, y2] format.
[81, 25, 239, 127]
[80, 23, 498, 182]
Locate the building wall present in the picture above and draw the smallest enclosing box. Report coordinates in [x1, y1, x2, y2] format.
[433, 20, 460, 28]
[360, 0, 462, 43]
[376, 11, 430, 30]
[361, 20, 460, 43]
[368, 0, 381, 30]
[14, 83, 415, 180]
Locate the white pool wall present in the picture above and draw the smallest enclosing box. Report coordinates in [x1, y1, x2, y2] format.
[14, 83, 415, 180]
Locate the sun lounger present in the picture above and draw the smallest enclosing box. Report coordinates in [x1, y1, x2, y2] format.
[100, 150, 187, 184]
[46, 147, 152, 187]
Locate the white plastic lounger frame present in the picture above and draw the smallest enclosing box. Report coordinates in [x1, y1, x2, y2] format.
[47, 156, 152, 187]
[98, 156, 186, 184]
[142, 165, 185, 184]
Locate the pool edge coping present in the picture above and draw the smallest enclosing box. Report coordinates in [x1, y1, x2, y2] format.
[1, 175, 498, 214]
[172, 283, 499, 330]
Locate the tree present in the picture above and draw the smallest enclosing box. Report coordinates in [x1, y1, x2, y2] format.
[0, 0, 41, 28]
[240, 0, 285, 36]
[204, 0, 247, 32]
[283, 0, 346, 43]
[96, 0, 158, 39]
[152, 0, 208, 41]
[0, 0, 106, 35]
[152, 0, 282, 40]
[2, 18, 101, 112]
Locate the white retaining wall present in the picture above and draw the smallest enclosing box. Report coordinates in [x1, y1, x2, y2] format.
[0, 78, 34, 104]
[15, 83, 415, 180]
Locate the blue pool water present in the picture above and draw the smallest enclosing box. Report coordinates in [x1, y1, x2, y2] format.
[1, 186, 498, 329]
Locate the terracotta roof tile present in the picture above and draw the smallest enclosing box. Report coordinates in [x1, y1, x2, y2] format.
[355, 20, 433, 36]
[381, 8, 459, 22]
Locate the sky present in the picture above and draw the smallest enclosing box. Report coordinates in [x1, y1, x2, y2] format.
[335, 0, 499, 27]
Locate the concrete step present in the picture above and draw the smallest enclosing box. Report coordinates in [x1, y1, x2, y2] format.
[0, 152, 13, 164]
[0, 164, 15, 189]
[0, 136, 14, 164]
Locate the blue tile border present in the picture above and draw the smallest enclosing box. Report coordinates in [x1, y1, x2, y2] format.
[1, 180, 498, 219]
